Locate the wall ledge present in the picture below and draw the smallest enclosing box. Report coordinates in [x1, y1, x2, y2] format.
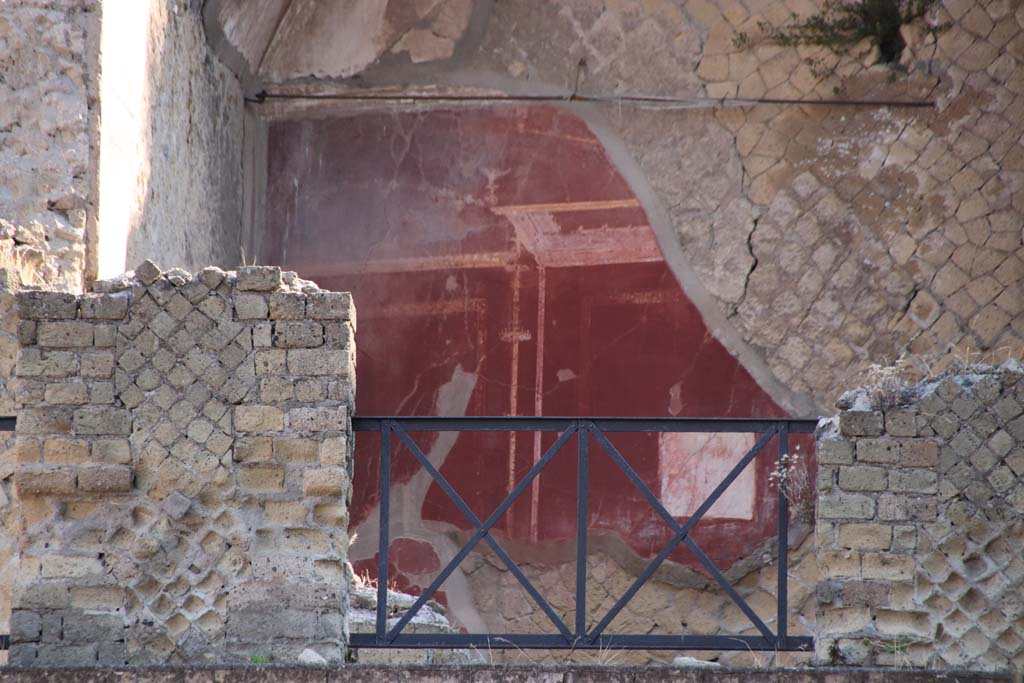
[0, 664, 1014, 682]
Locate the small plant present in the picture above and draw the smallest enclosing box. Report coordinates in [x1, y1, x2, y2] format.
[733, 0, 946, 79]
[249, 655, 272, 664]
[828, 639, 845, 665]
[863, 635, 928, 668]
[352, 567, 400, 593]
[862, 354, 923, 410]
[767, 445, 813, 517]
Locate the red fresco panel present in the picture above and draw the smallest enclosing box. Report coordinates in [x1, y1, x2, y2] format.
[262, 106, 812, 583]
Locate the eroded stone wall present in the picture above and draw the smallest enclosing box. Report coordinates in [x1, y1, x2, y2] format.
[8, 263, 354, 666]
[98, 0, 245, 277]
[477, 0, 1024, 408]
[0, 0, 97, 293]
[0, 0, 100, 646]
[241, 0, 1024, 414]
[815, 362, 1024, 670]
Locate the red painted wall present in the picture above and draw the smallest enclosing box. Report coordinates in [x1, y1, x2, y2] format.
[262, 106, 811, 603]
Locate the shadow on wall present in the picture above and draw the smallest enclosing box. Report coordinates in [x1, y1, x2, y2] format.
[95, 0, 244, 279]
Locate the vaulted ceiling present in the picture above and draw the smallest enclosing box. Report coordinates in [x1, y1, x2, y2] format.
[203, 0, 474, 87]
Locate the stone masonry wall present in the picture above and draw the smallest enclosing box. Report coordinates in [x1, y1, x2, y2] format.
[2, 0, 100, 623]
[244, 0, 1024, 415]
[1, 0, 97, 293]
[815, 361, 1024, 671]
[98, 0, 245, 277]
[8, 263, 354, 666]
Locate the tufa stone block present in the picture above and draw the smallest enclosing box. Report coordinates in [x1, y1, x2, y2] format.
[838, 523, 893, 550]
[15, 466, 76, 495]
[69, 586, 125, 611]
[16, 408, 73, 435]
[818, 438, 855, 464]
[273, 321, 324, 348]
[900, 439, 939, 466]
[42, 438, 89, 464]
[234, 436, 273, 462]
[885, 409, 918, 437]
[135, 260, 163, 285]
[37, 321, 94, 348]
[840, 410, 884, 436]
[838, 465, 888, 491]
[234, 292, 269, 319]
[303, 467, 347, 496]
[236, 266, 282, 291]
[235, 406, 285, 433]
[306, 291, 352, 320]
[264, 501, 309, 526]
[72, 407, 132, 435]
[269, 292, 306, 319]
[289, 407, 346, 432]
[91, 438, 131, 464]
[274, 437, 318, 462]
[17, 291, 78, 320]
[43, 382, 89, 405]
[77, 465, 133, 493]
[237, 465, 285, 491]
[79, 294, 129, 320]
[861, 552, 916, 581]
[287, 349, 347, 376]
[856, 438, 900, 463]
[818, 492, 876, 519]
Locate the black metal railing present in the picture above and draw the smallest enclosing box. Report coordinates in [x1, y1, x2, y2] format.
[350, 416, 817, 652]
[1, 414, 13, 652]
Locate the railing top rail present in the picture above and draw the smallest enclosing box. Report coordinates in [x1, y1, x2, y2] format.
[352, 416, 819, 433]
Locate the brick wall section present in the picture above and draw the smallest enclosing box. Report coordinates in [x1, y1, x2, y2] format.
[8, 263, 355, 666]
[815, 362, 1024, 670]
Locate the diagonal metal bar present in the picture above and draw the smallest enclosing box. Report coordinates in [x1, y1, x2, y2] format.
[588, 424, 682, 533]
[683, 536, 775, 642]
[387, 423, 574, 642]
[587, 425, 778, 640]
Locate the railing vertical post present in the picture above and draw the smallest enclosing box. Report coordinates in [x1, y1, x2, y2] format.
[575, 420, 589, 642]
[376, 420, 392, 642]
[776, 423, 790, 645]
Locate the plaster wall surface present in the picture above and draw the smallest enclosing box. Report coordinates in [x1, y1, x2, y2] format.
[232, 0, 1024, 414]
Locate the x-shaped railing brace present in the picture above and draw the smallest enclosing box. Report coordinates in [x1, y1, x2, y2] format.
[375, 419, 786, 648]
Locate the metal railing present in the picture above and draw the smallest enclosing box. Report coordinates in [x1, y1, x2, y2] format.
[1, 414, 13, 652]
[350, 416, 817, 652]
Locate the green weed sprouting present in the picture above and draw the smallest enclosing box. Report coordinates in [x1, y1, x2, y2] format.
[733, 0, 946, 79]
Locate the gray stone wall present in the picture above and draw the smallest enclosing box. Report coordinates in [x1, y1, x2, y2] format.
[8, 263, 354, 666]
[0, 0, 97, 294]
[815, 361, 1024, 670]
[117, 1, 245, 274]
